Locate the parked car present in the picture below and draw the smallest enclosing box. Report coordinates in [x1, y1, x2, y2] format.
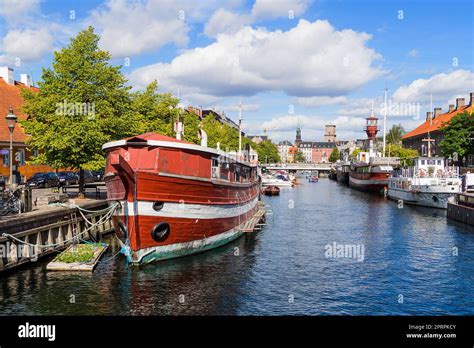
[57, 171, 79, 186]
[75, 170, 95, 184]
[27, 172, 60, 188]
[91, 170, 104, 182]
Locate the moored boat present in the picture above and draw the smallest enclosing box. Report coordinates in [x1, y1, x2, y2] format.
[102, 132, 263, 265]
[348, 102, 399, 193]
[264, 186, 280, 196]
[336, 163, 350, 184]
[388, 157, 462, 209]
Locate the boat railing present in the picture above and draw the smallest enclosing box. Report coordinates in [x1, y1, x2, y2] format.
[392, 166, 460, 180]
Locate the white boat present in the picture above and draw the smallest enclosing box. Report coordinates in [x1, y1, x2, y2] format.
[261, 174, 293, 187]
[387, 157, 462, 209]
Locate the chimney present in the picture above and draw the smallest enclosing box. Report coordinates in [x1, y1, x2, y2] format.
[456, 98, 465, 109]
[425, 111, 433, 122]
[448, 104, 455, 113]
[434, 107, 442, 117]
[20, 73, 32, 87]
[0, 66, 14, 85]
[470, 92, 474, 106]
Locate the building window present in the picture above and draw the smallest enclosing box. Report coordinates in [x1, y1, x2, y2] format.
[16, 149, 25, 166]
[2, 149, 9, 167]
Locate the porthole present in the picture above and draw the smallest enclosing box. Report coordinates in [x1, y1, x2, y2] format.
[153, 201, 164, 211]
[151, 222, 170, 242]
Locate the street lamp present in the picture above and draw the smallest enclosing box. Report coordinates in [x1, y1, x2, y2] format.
[6, 106, 17, 185]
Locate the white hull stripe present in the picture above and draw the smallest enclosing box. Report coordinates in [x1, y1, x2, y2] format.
[349, 177, 387, 186]
[115, 197, 259, 219]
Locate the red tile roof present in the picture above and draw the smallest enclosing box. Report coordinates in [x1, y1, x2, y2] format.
[0, 78, 39, 143]
[402, 104, 473, 139]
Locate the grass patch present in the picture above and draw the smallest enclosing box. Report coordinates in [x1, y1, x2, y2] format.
[56, 243, 101, 263]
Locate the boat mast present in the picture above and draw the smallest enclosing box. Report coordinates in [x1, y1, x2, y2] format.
[238, 98, 242, 159]
[382, 83, 388, 157]
[422, 94, 435, 157]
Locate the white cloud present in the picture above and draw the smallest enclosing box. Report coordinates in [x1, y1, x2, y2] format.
[408, 49, 418, 57]
[0, 0, 39, 18]
[251, 0, 311, 19]
[295, 96, 348, 107]
[204, 8, 251, 37]
[392, 69, 474, 104]
[1, 27, 54, 62]
[88, 0, 190, 57]
[204, 0, 312, 38]
[129, 19, 383, 102]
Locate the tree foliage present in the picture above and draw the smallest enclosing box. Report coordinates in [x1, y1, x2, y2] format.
[21, 26, 139, 172]
[255, 140, 280, 163]
[329, 147, 340, 162]
[386, 124, 405, 146]
[294, 150, 305, 163]
[440, 112, 474, 165]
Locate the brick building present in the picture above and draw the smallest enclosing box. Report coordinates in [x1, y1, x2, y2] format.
[0, 66, 55, 183]
[402, 93, 473, 165]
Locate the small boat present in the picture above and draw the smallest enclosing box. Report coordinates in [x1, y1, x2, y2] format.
[388, 157, 462, 209]
[308, 176, 318, 183]
[261, 174, 293, 187]
[264, 186, 280, 196]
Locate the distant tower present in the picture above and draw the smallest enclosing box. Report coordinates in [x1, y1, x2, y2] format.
[324, 124, 336, 143]
[295, 120, 302, 146]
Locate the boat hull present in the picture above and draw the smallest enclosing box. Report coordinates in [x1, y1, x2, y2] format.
[387, 187, 458, 209]
[336, 171, 349, 184]
[348, 173, 389, 192]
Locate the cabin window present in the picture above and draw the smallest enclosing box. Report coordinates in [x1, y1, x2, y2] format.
[242, 167, 249, 182]
[421, 160, 425, 165]
[220, 162, 230, 181]
[235, 165, 241, 182]
[437, 160, 442, 165]
[211, 157, 219, 179]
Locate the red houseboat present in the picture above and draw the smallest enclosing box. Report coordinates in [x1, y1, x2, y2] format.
[102, 132, 262, 264]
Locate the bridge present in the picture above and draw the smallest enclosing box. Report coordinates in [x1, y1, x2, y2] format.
[261, 163, 333, 172]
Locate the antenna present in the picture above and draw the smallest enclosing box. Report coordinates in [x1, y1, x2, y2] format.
[238, 97, 242, 158]
[381, 83, 389, 157]
[371, 99, 375, 117]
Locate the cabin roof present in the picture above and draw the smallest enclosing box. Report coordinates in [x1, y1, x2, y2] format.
[125, 132, 191, 144]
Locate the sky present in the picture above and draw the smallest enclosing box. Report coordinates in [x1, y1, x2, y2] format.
[0, 0, 472, 142]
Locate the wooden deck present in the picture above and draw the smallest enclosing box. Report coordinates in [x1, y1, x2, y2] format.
[240, 201, 267, 233]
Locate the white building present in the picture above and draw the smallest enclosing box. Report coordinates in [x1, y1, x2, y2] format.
[298, 141, 313, 163]
[277, 140, 292, 163]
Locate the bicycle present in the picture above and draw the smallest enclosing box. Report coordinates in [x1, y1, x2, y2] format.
[0, 188, 23, 216]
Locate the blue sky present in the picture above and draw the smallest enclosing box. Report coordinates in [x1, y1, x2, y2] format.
[0, 0, 472, 142]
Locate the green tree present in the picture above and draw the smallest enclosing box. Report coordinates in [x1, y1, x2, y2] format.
[385, 144, 418, 166]
[350, 148, 361, 160]
[21, 26, 139, 194]
[294, 150, 305, 163]
[329, 147, 340, 162]
[130, 80, 180, 136]
[386, 124, 405, 146]
[255, 140, 280, 163]
[440, 112, 474, 165]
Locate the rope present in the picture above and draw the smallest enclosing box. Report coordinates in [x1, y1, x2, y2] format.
[2, 203, 119, 249]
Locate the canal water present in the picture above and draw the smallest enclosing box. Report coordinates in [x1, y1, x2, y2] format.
[1, 178, 473, 315]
